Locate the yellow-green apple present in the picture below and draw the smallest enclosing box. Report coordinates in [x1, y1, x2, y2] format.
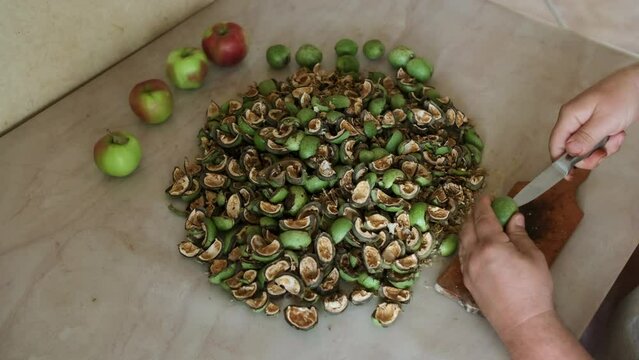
[166, 47, 208, 89]
[93, 131, 142, 177]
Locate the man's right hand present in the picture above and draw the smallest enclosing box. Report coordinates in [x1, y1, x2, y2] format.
[549, 64, 639, 169]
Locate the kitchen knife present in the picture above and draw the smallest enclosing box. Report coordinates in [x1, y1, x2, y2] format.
[512, 137, 608, 206]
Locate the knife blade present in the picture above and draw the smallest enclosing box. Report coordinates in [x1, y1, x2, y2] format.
[512, 137, 608, 206]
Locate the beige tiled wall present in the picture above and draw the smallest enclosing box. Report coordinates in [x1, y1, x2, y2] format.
[490, 0, 558, 26]
[552, 0, 639, 56]
[491, 0, 639, 56]
[0, 0, 214, 134]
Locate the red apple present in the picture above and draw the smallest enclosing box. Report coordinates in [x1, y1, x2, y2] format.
[201, 22, 247, 66]
[128, 79, 173, 124]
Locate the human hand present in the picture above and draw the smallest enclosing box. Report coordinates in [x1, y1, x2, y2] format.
[459, 195, 554, 337]
[549, 64, 639, 169]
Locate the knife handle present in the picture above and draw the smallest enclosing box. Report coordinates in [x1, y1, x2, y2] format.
[564, 136, 609, 169]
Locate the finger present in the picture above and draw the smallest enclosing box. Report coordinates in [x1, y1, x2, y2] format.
[604, 131, 626, 156]
[573, 131, 625, 169]
[504, 213, 538, 254]
[564, 171, 575, 182]
[549, 93, 598, 160]
[574, 148, 606, 169]
[565, 113, 622, 157]
[459, 213, 476, 264]
[473, 195, 507, 243]
[459, 212, 476, 249]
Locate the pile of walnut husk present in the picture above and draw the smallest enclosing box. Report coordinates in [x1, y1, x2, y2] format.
[166, 64, 485, 330]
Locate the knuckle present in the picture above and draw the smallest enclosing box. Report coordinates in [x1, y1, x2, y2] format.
[477, 243, 500, 260]
[524, 246, 543, 260]
[532, 249, 547, 263]
[510, 234, 533, 248]
[508, 229, 528, 240]
[474, 212, 497, 229]
[475, 212, 490, 224]
[558, 101, 578, 118]
[558, 103, 571, 117]
[467, 244, 500, 273]
[574, 129, 596, 144]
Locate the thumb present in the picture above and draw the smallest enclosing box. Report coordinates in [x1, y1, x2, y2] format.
[505, 214, 537, 254]
[565, 115, 615, 156]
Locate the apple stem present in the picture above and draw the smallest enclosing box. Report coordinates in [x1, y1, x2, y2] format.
[216, 25, 228, 36]
[107, 130, 129, 145]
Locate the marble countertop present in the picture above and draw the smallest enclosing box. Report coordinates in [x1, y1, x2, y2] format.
[1, 0, 637, 359]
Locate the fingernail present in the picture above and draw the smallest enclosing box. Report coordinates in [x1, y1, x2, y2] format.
[514, 214, 525, 227]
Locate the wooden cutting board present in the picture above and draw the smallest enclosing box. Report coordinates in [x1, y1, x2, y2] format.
[435, 169, 591, 313]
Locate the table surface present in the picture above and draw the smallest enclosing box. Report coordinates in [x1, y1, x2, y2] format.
[1, 0, 638, 359]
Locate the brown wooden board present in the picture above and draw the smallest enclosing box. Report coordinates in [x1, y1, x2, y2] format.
[435, 169, 590, 313]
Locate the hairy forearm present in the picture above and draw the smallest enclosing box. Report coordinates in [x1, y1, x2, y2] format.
[499, 310, 592, 360]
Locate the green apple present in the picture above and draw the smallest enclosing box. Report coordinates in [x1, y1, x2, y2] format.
[93, 131, 142, 177]
[128, 79, 173, 124]
[166, 47, 209, 89]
